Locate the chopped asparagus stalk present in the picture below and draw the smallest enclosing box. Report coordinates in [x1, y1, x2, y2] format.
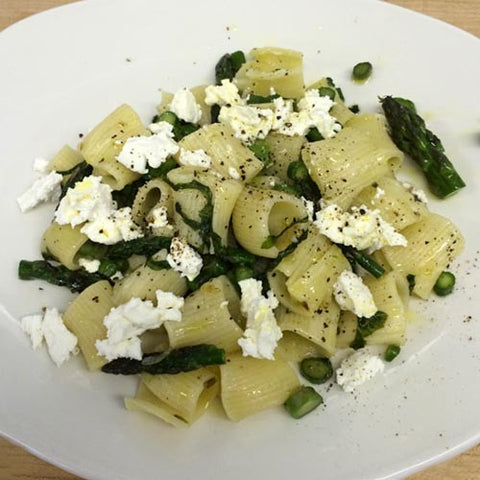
[384, 345, 401, 362]
[352, 62, 373, 81]
[108, 236, 172, 260]
[18, 260, 106, 293]
[284, 386, 323, 419]
[215, 50, 246, 84]
[433, 271, 456, 296]
[300, 357, 333, 384]
[341, 246, 385, 278]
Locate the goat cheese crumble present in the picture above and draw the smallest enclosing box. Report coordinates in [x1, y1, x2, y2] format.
[55, 175, 114, 227]
[116, 122, 179, 174]
[21, 308, 78, 367]
[237, 278, 282, 360]
[17, 170, 63, 213]
[80, 206, 143, 245]
[78, 258, 101, 273]
[333, 270, 377, 318]
[178, 148, 212, 169]
[96, 290, 184, 361]
[146, 205, 172, 230]
[314, 203, 407, 252]
[204, 79, 243, 106]
[213, 87, 341, 144]
[166, 237, 203, 281]
[55, 175, 143, 244]
[169, 88, 203, 124]
[402, 181, 428, 204]
[336, 348, 385, 393]
[219, 104, 274, 144]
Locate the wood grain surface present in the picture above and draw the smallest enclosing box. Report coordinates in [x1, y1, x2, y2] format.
[0, 1, 479, 479]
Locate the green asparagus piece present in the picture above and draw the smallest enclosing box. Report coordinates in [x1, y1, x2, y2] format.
[112, 178, 146, 208]
[406, 274, 416, 294]
[287, 161, 321, 202]
[300, 357, 333, 384]
[145, 157, 178, 180]
[284, 386, 323, 419]
[18, 260, 106, 293]
[234, 265, 254, 282]
[352, 62, 373, 81]
[384, 345, 401, 362]
[358, 310, 388, 338]
[77, 241, 109, 260]
[97, 258, 129, 277]
[248, 138, 271, 167]
[246, 93, 280, 104]
[318, 86, 336, 101]
[108, 236, 172, 259]
[101, 344, 226, 375]
[154, 111, 199, 141]
[306, 127, 324, 142]
[341, 246, 385, 278]
[433, 271, 456, 296]
[215, 51, 246, 84]
[351, 310, 388, 350]
[381, 96, 466, 198]
[145, 258, 170, 271]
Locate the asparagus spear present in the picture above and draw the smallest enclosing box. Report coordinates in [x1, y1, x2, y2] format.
[381, 96, 465, 198]
[18, 260, 106, 293]
[350, 310, 388, 350]
[107, 236, 172, 259]
[215, 50, 246, 84]
[341, 246, 385, 278]
[101, 344, 226, 375]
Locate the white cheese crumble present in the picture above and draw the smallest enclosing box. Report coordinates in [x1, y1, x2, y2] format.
[336, 347, 385, 393]
[402, 181, 428, 204]
[17, 171, 63, 213]
[55, 175, 144, 245]
[80, 207, 143, 245]
[271, 97, 294, 129]
[169, 88, 203, 124]
[96, 290, 184, 361]
[166, 236, 203, 281]
[228, 166, 240, 180]
[218, 104, 274, 144]
[204, 79, 243, 106]
[301, 196, 315, 222]
[374, 186, 385, 199]
[110, 271, 124, 281]
[20, 314, 44, 350]
[55, 175, 114, 227]
[333, 270, 377, 318]
[116, 122, 179, 174]
[32, 157, 50, 174]
[20, 308, 78, 367]
[237, 278, 282, 360]
[213, 88, 341, 144]
[146, 205, 172, 230]
[178, 148, 212, 169]
[314, 203, 407, 252]
[78, 258, 101, 273]
[296, 89, 341, 138]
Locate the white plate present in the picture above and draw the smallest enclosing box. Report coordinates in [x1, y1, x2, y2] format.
[1, 1, 479, 479]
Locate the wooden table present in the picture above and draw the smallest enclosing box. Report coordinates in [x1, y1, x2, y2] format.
[1, 1, 479, 479]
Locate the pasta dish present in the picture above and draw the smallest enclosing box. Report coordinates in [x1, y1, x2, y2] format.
[16, 47, 465, 425]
